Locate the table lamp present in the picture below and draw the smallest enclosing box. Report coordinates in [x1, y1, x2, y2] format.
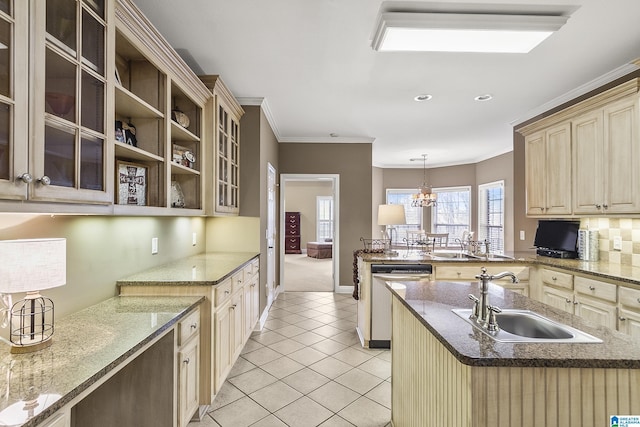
[377, 204, 406, 255]
[0, 238, 66, 353]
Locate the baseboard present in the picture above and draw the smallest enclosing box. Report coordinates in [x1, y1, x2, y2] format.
[258, 305, 269, 330]
[335, 285, 354, 294]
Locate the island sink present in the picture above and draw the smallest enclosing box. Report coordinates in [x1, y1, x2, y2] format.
[452, 308, 603, 343]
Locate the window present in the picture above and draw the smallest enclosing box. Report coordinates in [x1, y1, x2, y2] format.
[316, 196, 333, 241]
[431, 186, 471, 241]
[386, 189, 422, 244]
[478, 181, 504, 253]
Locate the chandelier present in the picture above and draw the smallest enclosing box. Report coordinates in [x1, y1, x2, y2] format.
[411, 154, 437, 207]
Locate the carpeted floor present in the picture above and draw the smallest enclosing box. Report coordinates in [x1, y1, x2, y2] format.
[284, 254, 333, 292]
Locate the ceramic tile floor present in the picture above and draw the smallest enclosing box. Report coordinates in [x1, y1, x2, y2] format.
[188, 292, 392, 427]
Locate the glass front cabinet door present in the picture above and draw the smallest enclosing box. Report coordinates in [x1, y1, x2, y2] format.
[0, 1, 29, 199]
[0, 0, 112, 205]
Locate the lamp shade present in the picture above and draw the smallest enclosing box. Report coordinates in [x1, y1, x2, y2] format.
[378, 204, 406, 226]
[0, 239, 66, 294]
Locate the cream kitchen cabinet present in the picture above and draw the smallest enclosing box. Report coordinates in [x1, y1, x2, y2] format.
[434, 263, 530, 296]
[573, 94, 640, 214]
[114, 0, 208, 214]
[243, 259, 260, 341]
[524, 122, 572, 216]
[618, 286, 640, 339]
[538, 267, 617, 330]
[519, 77, 640, 217]
[214, 287, 243, 394]
[178, 307, 200, 427]
[199, 75, 244, 216]
[1, 0, 113, 206]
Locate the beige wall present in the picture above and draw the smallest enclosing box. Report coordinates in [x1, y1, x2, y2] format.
[284, 181, 333, 248]
[0, 214, 205, 338]
[279, 143, 372, 287]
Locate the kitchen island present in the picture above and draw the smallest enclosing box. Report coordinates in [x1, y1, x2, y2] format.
[387, 280, 640, 427]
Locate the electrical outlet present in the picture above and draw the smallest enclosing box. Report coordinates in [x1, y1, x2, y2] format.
[151, 237, 158, 254]
[519, 230, 525, 241]
[613, 236, 622, 251]
[192, 232, 197, 246]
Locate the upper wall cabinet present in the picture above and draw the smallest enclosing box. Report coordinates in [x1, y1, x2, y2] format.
[113, 0, 209, 215]
[524, 122, 572, 216]
[0, 0, 113, 205]
[519, 78, 640, 217]
[0, 0, 211, 214]
[573, 95, 640, 214]
[199, 75, 244, 216]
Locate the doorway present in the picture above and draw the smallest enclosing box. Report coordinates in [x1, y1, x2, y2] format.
[280, 174, 339, 293]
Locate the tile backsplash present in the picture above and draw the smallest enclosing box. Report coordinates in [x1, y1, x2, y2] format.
[580, 218, 640, 266]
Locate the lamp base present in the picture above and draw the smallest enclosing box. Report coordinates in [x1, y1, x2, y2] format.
[10, 338, 52, 354]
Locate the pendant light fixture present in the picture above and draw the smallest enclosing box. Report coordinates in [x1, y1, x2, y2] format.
[411, 154, 436, 208]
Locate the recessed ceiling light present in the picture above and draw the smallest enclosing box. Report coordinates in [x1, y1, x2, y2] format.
[414, 94, 433, 102]
[474, 94, 493, 102]
[371, 11, 569, 53]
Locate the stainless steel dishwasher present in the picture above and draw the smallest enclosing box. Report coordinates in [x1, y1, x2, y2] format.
[370, 263, 433, 348]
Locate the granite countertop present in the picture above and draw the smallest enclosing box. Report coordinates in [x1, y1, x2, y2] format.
[0, 296, 203, 427]
[387, 280, 640, 369]
[116, 251, 259, 287]
[359, 249, 640, 287]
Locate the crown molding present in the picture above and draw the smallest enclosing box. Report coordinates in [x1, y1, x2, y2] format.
[236, 97, 375, 144]
[279, 136, 376, 144]
[237, 97, 282, 141]
[510, 60, 640, 127]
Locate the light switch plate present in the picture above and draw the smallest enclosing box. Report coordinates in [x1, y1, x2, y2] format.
[519, 230, 525, 241]
[613, 236, 622, 251]
[151, 237, 158, 254]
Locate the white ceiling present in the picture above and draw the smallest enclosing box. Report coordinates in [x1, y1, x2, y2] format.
[132, 0, 640, 168]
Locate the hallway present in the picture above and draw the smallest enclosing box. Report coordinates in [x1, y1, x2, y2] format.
[190, 292, 391, 426]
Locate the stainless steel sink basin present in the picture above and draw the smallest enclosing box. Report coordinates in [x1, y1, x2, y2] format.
[452, 309, 602, 343]
[429, 251, 514, 261]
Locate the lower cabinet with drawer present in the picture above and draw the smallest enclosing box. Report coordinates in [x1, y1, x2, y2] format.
[213, 258, 260, 394]
[538, 267, 619, 331]
[178, 308, 201, 427]
[118, 256, 261, 408]
[618, 286, 640, 339]
[434, 263, 530, 296]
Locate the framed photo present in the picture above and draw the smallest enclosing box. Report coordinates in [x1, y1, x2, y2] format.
[117, 161, 147, 206]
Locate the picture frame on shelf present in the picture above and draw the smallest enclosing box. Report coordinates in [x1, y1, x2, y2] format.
[115, 120, 125, 143]
[117, 161, 147, 206]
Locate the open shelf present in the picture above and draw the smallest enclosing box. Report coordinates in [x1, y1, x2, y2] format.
[171, 162, 200, 176]
[115, 85, 164, 119]
[171, 120, 200, 143]
[115, 140, 164, 162]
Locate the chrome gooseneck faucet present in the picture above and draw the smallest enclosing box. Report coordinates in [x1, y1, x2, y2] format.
[468, 267, 519, 330]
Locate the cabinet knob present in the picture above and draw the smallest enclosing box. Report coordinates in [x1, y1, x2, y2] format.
[190, 323, 197, 329]
[183, 357, 190, 364]
[225, 290, 230, 295]
[552, 276, 557, 281]
[573, 301, 579, 305]
[17, 173, 32, 184]
[565, 298, 572, 304]
[603, 204, 609, 209]
[619, 316, 627, 321]
[37, 176, 51, 186]
[589, 286, 596, 291]
[637, 298, 640, 304]
[595, 204, 601, 209]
